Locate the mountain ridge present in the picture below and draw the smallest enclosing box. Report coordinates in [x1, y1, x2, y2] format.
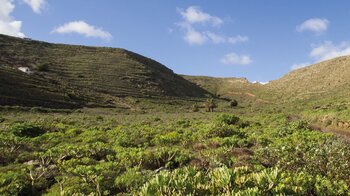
[1, 33, 350, 109]
[186, 56, 350, 106]
[0, 34, 210, 109]
[266, 56, 350, 101]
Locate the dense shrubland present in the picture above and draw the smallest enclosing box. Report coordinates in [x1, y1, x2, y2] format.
[0, 112, 350, 195]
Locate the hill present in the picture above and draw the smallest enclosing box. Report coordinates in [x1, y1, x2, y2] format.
[266, 56, 350, 101]
[2, 33, 350, 110]
[0, 34, 210, 109]
[183, 76, 270, 106]
[186, 56, 350, 107]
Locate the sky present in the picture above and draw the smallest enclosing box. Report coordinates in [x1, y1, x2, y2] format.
[1, 0, 350, 82]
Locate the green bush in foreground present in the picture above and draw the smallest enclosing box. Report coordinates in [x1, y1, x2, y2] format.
[140, 166, 349, 195]
[1, 113, 350, 195]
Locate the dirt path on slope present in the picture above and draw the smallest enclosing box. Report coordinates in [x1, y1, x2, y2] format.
[309, 124, 350, 143]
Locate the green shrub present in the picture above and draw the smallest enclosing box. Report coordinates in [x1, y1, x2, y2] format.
[176, 120, 191, 128]
[139, 166, 349, 195]
[152, 131, 182, 145]
[10, 123, 46, 138]
[114, 167, 152, 193]
[112, 126, 153, 147]
[143, 147, 192, 170]
[207, 125, 236, 138]
[0, 133, 26, 164]
[206, 124, 245, 138]
[216, 114, 240, 125]
[0, 169, 31, 195]
[61, 158, 120, 195]
[256, 130, 350, 182]
[289, 120, 310, 130]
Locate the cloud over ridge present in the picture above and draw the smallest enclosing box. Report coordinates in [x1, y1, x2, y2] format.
[0, 0, 25, 37]
[52, 21, 112, 41]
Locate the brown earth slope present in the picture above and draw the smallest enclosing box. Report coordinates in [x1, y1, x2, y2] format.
[0, 34, 210, 108]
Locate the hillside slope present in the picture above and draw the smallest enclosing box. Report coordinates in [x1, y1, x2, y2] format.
[267, 56, 350, 101]
[183, 76, 269, 106]
[186, 56, 350, 106]
[0, 34, 209, 108]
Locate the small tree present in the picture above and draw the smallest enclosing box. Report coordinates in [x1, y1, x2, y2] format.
[205, 98, 216, 112]
[26, 165, 47, 195]
[230, 100, 238, 108]
[55, 176, 67, 196]
[191, 104, 199, 112]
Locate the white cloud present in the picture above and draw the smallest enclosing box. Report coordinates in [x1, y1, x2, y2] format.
[179, 6, 223, 27]
[0, 0, 25, 37]
[291, 62, 310, 70]
[23, 0, 46, 14]
[296, 18, 329, 33]
[178, 24, 248, 45]
[206, 32, 249, 45]
[205, 32, 225, 44]
[176, 6, 248, 46]
[228, 35, 249, 44]
[221, 52, 252, 65]
[290, 41, 350, 70]
[310, 41, 350, 62]
[184, 26, 207, 45]
[182, 29, 248, 45]
[52, 21, 112, 41]
[178, 22, 207, 45]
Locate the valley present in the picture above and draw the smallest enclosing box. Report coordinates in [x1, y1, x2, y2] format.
[1, 34, 350, 195]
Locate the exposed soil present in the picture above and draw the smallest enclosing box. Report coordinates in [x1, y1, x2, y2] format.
[309, 124, 350, 143]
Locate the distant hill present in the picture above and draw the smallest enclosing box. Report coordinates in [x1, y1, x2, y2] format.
[186, 56, 350, 106]
[266, 56, 350, 101]
[183, 76, 270, 106]
[0, 34, 210, 109]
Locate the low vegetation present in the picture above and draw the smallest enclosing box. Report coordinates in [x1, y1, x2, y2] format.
[1, 109, 350, 195]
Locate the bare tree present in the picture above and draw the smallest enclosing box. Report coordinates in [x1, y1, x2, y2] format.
[205, 98, 216, 112]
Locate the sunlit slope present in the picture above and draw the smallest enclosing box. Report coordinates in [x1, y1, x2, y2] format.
[267, 56, 350, 101]
[0, 34, 209, 108]
[186, 56, 350, 106]
[183, 76, 269, 105]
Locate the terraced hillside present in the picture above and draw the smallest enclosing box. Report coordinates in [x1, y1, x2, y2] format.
[266, 56, 350, 101]
[186, 56, 350, 106]
[183, 76, 271, 106]
[0, 34, 210, 108]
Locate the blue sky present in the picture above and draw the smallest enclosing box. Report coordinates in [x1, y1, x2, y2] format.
[2, 0, 350, 82]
